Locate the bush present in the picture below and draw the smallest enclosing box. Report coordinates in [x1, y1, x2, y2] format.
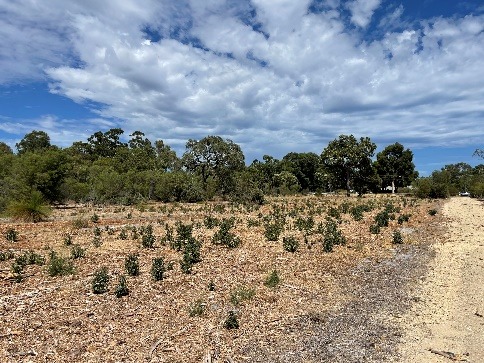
[5, 228, 18, 242]
[47, 251, 74, 277]
[140, 224, 156, 248]
[203, 215, 219, 229]
[294, 216, 314, 235]
[397, 214, 411, 224]
[63, 233, 73, 246]
[230, 286, 255, 306]
[369, 224, 381, 234]
[188, 299, 206, 317]
[392, 231, 404, 244]
[6, 191, 51, 222]
[125, 254, 140, 276]
[90, 213, 100, 223]
[428, 209, 437, 216]
[224, 311, 239, 329]
[92, 267, 110, 294]
[282, 236, 299, 252]
[323, 219, 346, 252]
[151, 257, 166, 281]
[118, 228, 128, 240]
[72, 217, 89, 229]
[114, 275, 129, 298]
[374, 210, 390, 228]
[212, 217, 241, 248]
[70, 244, 86, 259]
[0, 250, 15, 261]
[264, 270, 281, 288]
[264, 221, 284, 242]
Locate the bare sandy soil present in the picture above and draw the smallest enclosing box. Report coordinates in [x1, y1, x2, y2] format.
[1, 195, 482, 362]
[398, 197, 484, 362]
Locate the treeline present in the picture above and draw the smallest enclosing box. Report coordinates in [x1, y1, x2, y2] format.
[0, 129, 482, 213]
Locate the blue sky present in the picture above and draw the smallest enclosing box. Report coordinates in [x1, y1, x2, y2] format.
[0, 0, 483, 176]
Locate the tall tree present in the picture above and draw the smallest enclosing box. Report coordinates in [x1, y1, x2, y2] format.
[375, 142, 418, 193]
[87, 128, 126, 158]
[16, 130, 52, 154]
[282, 152, 321, 192]
[0, 142, 13, 155]
[321, 134, 377, 196]
[182, 136, 245, 195]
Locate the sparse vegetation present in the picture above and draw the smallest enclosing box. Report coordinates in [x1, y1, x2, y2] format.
[151, 257, 166, 281]
[264, 270, 281, 288]
[92, 267, 110, 294]
[125, 254, 140, 276]
[47, 250, 74, 276]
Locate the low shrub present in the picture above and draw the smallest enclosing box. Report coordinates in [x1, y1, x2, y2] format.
[125, 254, 140, 276]
[224, 311, 239, 329]
[70, 244, 85, 259]
[6, 191, 51, 222]
[392, 230, 404, 244]
[188, 299, 206, 317]
[212, 217, 240, 248]
[151, 257, 166, 281]
[323, 219, 346, 252]
[47, 251, 74, 277]
[114, 275, 129, 298]
[92, 267, 110, 294]
[5, 228, 18, 242]
[282, 236, 299, 253]
[264, 270, 281, 288]
[428, 209, 437, 216]
[230, 286, 255, 306]
[140, 224, 156, 248]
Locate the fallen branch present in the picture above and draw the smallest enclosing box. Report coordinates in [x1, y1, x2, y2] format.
[429, 349, 469, 361]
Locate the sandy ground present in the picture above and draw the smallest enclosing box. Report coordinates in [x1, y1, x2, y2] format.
[398, 197, 484, 362]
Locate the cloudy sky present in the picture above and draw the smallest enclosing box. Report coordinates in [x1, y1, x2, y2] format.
[0, 0, 483, 175]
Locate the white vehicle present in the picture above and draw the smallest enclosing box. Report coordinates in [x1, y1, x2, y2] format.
[459, 191, 470, 197]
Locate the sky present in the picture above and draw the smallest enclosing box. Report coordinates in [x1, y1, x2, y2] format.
[0, 0, 483, 176]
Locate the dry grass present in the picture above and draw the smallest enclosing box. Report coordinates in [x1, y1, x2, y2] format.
[0, 195, 442, 362]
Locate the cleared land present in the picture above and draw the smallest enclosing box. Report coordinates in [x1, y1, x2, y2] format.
[1, 195, 471, 362]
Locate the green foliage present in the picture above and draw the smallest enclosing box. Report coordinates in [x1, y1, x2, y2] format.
[181, 236, 202, 274]
[72, 217, 89, 229]
[0, 250, 15, 261]
[90, 213, 99, 223]
[151, 257, 166, 281]
[92, 267, 110, 294]
[212, 217, 241, 248]
[63, 233, 73, 246]
[230, 286, 255, 306]
[323, 219, 346, 252]
[70, 244, 86, 259]
[140, 224, 156, 248]
[188, 299, 206, 317]
[224, 311, 239, 329]
[203, 215, 219, 229]
[392, 231, 404, 244]
[7, 191, 51, 222]
[294, 216, 314, 235]
[428, 209, 437, 216]
[5, 228, 18, 242]
[264, 270, 281, 288]
[118, 228, 128, 240]
[375, 142, 417, 193]
[125, 254, 140, 276]
[47, 251, 74, 277]
[114, 275, 129, 298]
[208, 280, 216, 291]
[283, 236, 299, 252]
[328, 207, 341, 220]
[16, 130, 52, 155]
[321, 134, 377, 196]
[369, 224, 381, 234]
[397, 214, 411, 224]
[264, 220, 284, 242]
[92, 236, 102, 247]
[374, 210, 390, 228]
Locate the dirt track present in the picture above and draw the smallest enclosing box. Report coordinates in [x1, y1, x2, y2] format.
[398, 197, 484, 362]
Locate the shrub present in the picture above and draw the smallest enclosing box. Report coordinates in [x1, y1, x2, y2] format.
[151, 257, 166, 281]
[282, 236, 299, 253]
[369, 224, 381, 234]
[114, 275, 129, 298]
[140, 224, 156, 248]
[428, 209, 437, 216]
[328, 207, 341, 220]
[90, 213, 100, 223]
[350, 206, 364, 221]
[6, 191, 51, 222]
[374, 210, 390, 227]
[5, 228, 18, 242]
[188, 299, 206, 317]
[397, 214, 411, 225]
[230, 286, 255, 306]
[294, 216, 314, 235]
[323, 219, 346, 252]
[93, 226, 102, 237]
[118, 228, 128, 240]
[180, 237, 202, 274]
[224, 311, 240, 329]
[125, 254, 140, 276]
[92, 267, 110, 294]
[212, 217, 241, 248]
[203, 215, 219, 229]
[264, 270, 281, 288]
[208, 280, 216, 291]
[264, 221, 284, 242]
[47, 251, 74, 277]
[92, 236, 102, 247]
[72, 217, 89, 229]
[0, 250, 15, 261]
[392, 231, 404, 244]
[63, 233, 73, 246]
[70, 244, 85, 259]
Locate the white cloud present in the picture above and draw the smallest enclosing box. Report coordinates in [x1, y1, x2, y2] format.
[346, 0, 381, 28]
[0, 0, 483, 163]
